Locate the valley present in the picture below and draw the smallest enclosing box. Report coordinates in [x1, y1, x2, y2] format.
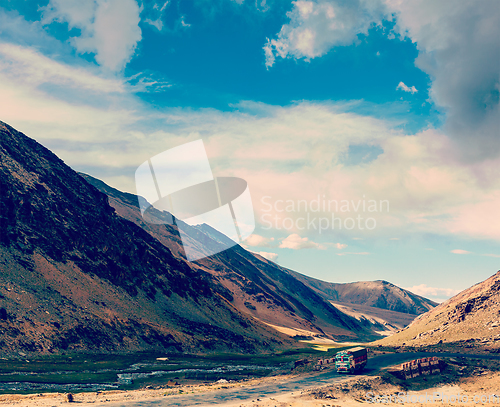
[1, 120, 499, 406]
[2, 349, 500, 406]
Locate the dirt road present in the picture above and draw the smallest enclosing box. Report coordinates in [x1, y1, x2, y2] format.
[99, 352, 500, 406]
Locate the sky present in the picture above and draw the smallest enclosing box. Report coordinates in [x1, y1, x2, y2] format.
[0, 0, 498, 302]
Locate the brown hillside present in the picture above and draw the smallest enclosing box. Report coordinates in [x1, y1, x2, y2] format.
[81, 173, 377, 342]
[377, 270, 500, 347]
[0, 120, 293, 355]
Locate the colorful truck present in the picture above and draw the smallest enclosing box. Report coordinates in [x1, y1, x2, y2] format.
[335, 347, 367, 373]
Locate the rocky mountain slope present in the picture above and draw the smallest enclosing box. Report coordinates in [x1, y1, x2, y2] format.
[0, 121, 296, 355]
[377, 270, 500, 347]
[329, 301, 417, 335]
[0, 120, 379, 356]
[287, 273, 437, 315]
[81, 173, 436, 340]
[81, 174, 374, 342]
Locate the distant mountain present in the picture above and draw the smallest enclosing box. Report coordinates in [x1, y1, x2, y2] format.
[287, 273, 437, 315]
[81, 173, 376, 342]
[0, 121, 294, 355]
[328, 301, 417, 335]
[377, 270, 500, 347]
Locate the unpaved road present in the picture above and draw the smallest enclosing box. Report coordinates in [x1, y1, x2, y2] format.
[100, 352, 500, 406]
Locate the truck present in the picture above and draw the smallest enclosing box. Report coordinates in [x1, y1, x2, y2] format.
[335, 347, 367, 373]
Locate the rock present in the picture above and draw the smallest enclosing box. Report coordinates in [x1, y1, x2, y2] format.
[166, 380, 180, 386]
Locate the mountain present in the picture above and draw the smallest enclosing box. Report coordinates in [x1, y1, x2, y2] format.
[287, 273, 437, 315]
[80, 173, 375, 342]
[328, 301, 417, 335]
[377, 270, 500, 347]
[0, 120, 378, 356]
[0, 120, 296, 355]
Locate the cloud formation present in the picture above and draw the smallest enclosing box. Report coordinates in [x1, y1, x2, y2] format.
[450, 249, 471, 255]
[406, 283, 462, 299]
[0, 43, 125, 93]
[0, 11, 498, 245]
[336, 252, 369, 256]
[1, 46, 498, 242]
[257, 251, 279, 261]
[388, 0, 500, 161]
[396, 81, 417, 94]
[244, 234, 275, 247]
[143, 1, 169, 31]
[264, 0, 386, 68]
[279, 234, 325, 250]
[42, 0, 142, 71]
[266, 0, 500, 160]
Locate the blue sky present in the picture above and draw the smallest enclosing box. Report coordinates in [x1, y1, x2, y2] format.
[0, 0, 498, 302]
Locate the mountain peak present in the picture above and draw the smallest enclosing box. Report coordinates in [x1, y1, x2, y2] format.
[286, 273, 437, 315]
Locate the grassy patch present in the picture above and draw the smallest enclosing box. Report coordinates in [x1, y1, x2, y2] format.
[0, 346, 335, 394]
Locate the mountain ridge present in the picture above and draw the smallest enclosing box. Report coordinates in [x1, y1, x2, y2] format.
[287, 271, 437, 315]
[80, 172, 374, 341]
[80, 172, 437, 340]
[0, 120, 293, 355]
[377, 270, 500, 347]
[0, 119, 440, 356]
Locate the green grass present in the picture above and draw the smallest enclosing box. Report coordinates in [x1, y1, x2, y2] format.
[0, 371, 117, 384]
[0, 346, 332, 394]
[0, 352, 152, 374]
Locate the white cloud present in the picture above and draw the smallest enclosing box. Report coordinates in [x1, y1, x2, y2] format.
[279, 234, 325, 250]
[142, 2, 191, 33]
[396, 81, 417, 94]
[244, 234, 275, 247]
[42, 0, 97, 28]
[449, 252, 500, 258]
[257, 251, 279, 261]
[144, 18, 163, 31]
[0, 44, 140, 156]
[42, 0, 142, 71]
[0, 41, 498, 244]
[143, 1, 169, 31]
[405, 283, 462, 299]
[0, 43, 125, 93]
[336, 252, 370, 256]
[264, 0, 386, 68]
[450, 249, 471, 255]
[2, 47, 498, 243]
[323, 242, 348, 249]
[387, 0, 500, 161]
[180, 16, 191, 28]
